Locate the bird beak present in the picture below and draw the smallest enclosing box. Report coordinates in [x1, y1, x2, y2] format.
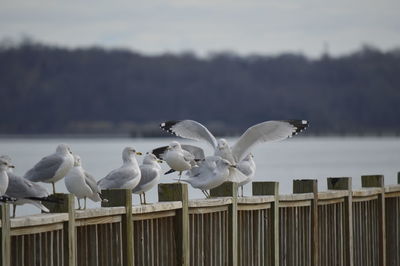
[231, 164, 237, 168]
[157, 160, 163, 163]
[9, 164, 15, 168]
[136, 152, 143, 155]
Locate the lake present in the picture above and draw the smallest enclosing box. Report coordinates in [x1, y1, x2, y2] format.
[1, 137, 399, 216]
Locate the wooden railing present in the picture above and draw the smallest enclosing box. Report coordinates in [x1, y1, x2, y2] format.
[1, 174, 400, 266]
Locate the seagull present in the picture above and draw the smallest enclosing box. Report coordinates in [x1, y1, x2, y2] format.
[132, 153, 162, 204]
[1, 155, 50, 217]
[152, 141, 203, 181]
[180, 156, 237, 197]
[65, 155, 105, 209]
[237, 153, 256, 197]
[24, 144, 74, 194]
[160, 119, 308, 183]
[160, 120, 309, 163]
[0, 156, 14, 197]
[97, 147, 142, 190]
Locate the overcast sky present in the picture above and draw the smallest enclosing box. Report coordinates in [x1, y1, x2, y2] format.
[1, 0, 400, 57]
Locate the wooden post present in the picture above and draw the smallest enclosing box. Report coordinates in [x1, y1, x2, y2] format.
[327, 177, 354, 266]
[158, 183, 189, 266]
[253, 181, 279, 266]
[101, 189, 134, 266]
[293, 179, 318, 266]
[0, 203, 11, 266]
[361, 175, 386, 266]
[210, 182, 238, 266]
[44, 193, 76, 266]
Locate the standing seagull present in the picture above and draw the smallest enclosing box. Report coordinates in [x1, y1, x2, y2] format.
[1, 155, 51, 217]
[97, 147, 142, 190]
[132, 153, 162, 204]
[237, 153, 256, 197]
[24, 144, 74, 194]
[65, 155, 105, 209]
[0, 156, 14, 197]
[180, 156, 236, 197]
[152, 141, 201, 181]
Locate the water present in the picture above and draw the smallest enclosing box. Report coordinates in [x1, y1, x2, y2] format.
[1, 137, 399, 217]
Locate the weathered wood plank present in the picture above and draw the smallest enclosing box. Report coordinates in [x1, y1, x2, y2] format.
[44, 193, 76, 266]
[101, 189, 134, 266]
[1, 203, 11, 266]
[328, 177, 354, 266]
[252, 181, 279, 266]
[210, 182, 238, 266]
[361, 175, 386, 266]
[158, 182, 189, 266]
[293, 179, 318, 266]
[11, 222, 64, 236]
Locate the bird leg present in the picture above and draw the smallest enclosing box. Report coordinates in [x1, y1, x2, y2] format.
[139, 193, 143, 205]
[241, 186, 244, 197]
[178, 171, 182, 182]
[84, 197, 87, 210]
[52, 182, 56, 194]
[77, 198, 81, 210]
[12, 204, 17, 218]
[143, 193, 147, 205]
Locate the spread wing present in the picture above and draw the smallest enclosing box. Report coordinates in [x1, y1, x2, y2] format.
[24, 154, 64, 182]
[232, 120, 309, 161]
[160, 120, 218, 149]
[181, 145, 205, 160]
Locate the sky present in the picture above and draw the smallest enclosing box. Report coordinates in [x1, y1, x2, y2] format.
[1, 0, 400, 57]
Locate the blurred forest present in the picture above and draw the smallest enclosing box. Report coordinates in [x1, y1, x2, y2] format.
[1, 39, 400, 136]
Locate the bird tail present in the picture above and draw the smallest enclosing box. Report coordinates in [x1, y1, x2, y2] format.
[25, 196, 64, 204]
[164, 169, 176, 175]
[99, 193, 109, 203]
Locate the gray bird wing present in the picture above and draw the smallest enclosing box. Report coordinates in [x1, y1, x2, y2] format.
[231, 120, 309, 161]
[160, 120, 218, 149]
[98, 167, 138, 189]
[181, 144, 205, 160]
[84, 171, 101, 194]
[6, 173, 49, 198]
[133, 165, 159, 193]
[182, 150, 195, 162]
[24, 154, 64, 182]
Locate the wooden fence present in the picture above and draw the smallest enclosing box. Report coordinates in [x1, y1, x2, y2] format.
[1, 174, 400, 266]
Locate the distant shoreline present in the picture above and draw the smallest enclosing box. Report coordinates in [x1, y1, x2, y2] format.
[0, 133, 399, 139]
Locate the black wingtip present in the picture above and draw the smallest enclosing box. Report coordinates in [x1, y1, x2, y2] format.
[151, 146, 169, 160]
[285, 120, 309, 136]
[160, 120, 181, 135]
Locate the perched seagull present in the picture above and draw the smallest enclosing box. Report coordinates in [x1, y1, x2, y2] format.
[97, 147, 142, 190]
[152, 141, 203, 180]
[132, 153, 162, 204]
[24, 144, 74, 194]
[160, 119, 308, 183]
[0, 156, 14, 197]
[237, 153, 256, 197]
[180, 156, 237, 197]
[160, 120, 309, 164]
[65, 155, 105, 209]
[0, 155, 51, 217]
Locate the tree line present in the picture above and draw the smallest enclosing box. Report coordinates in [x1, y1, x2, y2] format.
[1, 40, 400, 136]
